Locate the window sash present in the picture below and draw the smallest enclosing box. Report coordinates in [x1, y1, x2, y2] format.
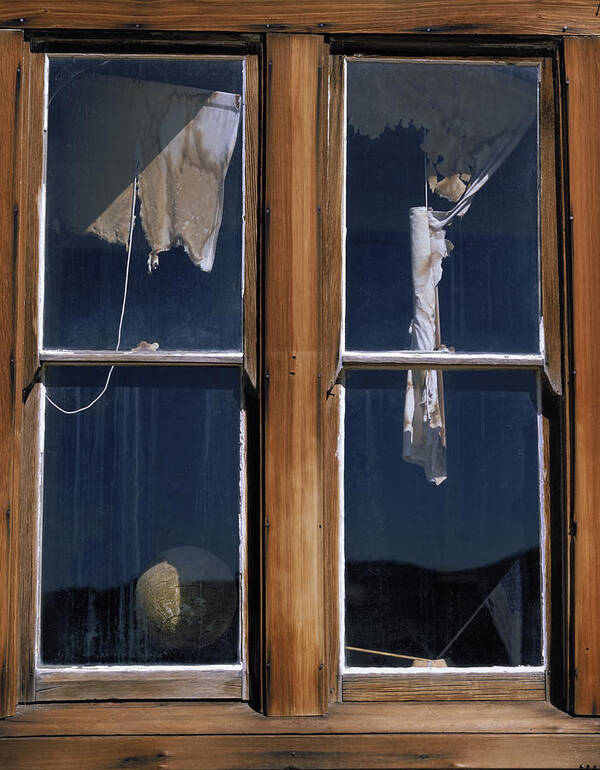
[16, 47, 259, 703]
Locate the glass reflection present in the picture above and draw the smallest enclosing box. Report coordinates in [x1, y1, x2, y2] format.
[345, 61, 539, 354]
[44, 57, 243, 352]
[41, 366, 241, 665]
[344, 370, 541, 668]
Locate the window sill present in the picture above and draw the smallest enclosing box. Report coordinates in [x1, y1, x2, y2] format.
[1, 700, 599, 768]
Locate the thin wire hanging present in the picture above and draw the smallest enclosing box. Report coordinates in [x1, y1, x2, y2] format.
[44, 176, 138, 415]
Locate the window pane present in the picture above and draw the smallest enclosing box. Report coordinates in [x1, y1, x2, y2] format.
[345, 61, 539, 354]
[41, 366, 241, 665]
[344, 369, 541, 668]
[43, 57, 243, 352]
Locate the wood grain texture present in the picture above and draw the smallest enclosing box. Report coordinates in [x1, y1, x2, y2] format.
[243, 55, 259, 390]
[565, 36, 600, 717]
[343, 352, 544, 368]
[16, 48, 41, 393]
[241, 53, 260, 702]
[34, 669, 242, 702]
[546, 44, 572, 713]
[343, 671, 546, 701]
[1, 733, 600, 769]
[323, 56, 344, 395]
[0, 28, 24, 720]
[15, 49, 43, 707]
[322, 56, 345, 701]
[263, 33, 325, 716]
[17, 387, 39, 705]
[540, 56, 562, 396]
[322, 54, 344, 703]
[0, 0, 600, 35]
[2, 700, 600, 737]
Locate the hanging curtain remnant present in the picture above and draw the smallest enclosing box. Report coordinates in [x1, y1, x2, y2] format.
[347, 63, 537, 193]
[402, 207, 448, 485]
[403, 127, 534, 483]
[348, 63, 537, 483]
[54, 75, 241, 272]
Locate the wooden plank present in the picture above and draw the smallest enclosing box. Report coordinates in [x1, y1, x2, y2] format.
[322, 54, 344, 703]
[343, 671, 546, 702]
[1, 733, 600, 769]
[543, 43, 572, 714]
[17, 387, 39, 705]
[343, 351, 545, 368]
[0, 28, 24, 721]
[39, 350, 243, 365]
[243, 55, 259, 390]
[34, 669, 242, 702]
[263, 33, 325, 716]
[241, 51, 263, 711]
[14, 47, 43, 708]
[540, 56, 562, 395]
[2, 700, 600, 737]
[323, 55, 344, 394]
[1, 1, 600, 36]
[564, 36, 600, 717]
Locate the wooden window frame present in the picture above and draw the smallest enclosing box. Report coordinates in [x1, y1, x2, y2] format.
[0, 6, 599, 766]
[325, 47, 559, 705]
[13, 40, 261, 704]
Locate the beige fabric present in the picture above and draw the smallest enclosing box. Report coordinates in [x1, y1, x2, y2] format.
[87, 85, 240, 272]
[348, 63, 536, 184]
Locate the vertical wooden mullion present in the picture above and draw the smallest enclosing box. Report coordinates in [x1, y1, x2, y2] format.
[0, 29, 25, 719]
[538, 51, 570, 710]
[241, 53, 259, 703]
[540, 56, 562, 396]
[242, 51, 262, 709]
[16, 46, 44, 706]
[564, 36, 600, 716]
[263, 33, 325, 716]
[323, 53, 344, 703]
[545, 44, 572, 713]
[243, 54, 260, 392]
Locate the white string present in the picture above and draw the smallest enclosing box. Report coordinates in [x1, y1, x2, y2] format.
[45, 176, 138, 415]
[424, 152, 428, 210]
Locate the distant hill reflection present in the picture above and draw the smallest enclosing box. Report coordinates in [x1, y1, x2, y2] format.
[345, 548, 540, 668]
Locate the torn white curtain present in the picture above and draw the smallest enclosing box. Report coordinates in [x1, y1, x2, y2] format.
[347, 63, 537, 483]
[402, 121, 533, 484]
[56, 75, 241, 272]
[402, 207, 448, 485]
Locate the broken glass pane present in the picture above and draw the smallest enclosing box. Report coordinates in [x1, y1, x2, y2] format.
[41, 366, 241, 665]
[344, 369, 541, 668]
[345, 61, 540, 354]
[43, 57, 243, 352]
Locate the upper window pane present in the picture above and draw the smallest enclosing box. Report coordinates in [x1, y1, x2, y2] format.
[345, 60, 539, 354]
[43, 56, 244, 352]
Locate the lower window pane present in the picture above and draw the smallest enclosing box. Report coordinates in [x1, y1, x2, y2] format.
[344, 369, 541, 668]
[41, 366, 241, 665]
